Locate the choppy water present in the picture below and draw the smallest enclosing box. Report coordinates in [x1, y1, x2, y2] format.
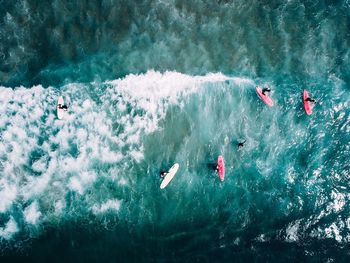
[1, 0, 350, 262]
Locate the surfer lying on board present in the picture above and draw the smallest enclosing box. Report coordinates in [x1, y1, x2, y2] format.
[261, 87, 271, 95]
[305, 97, 316, 103]
[58, 104, 68, 111]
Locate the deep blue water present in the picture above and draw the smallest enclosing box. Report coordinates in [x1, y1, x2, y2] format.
[1, 0, 350, 262]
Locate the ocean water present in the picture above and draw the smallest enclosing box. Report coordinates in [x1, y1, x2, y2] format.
[1, 0, 350, 262]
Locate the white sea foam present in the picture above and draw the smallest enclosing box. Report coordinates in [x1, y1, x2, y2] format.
[0, 71, 255, 240]
[21, 172, 51, 200]
[285, 219, 302, 242]
[325, 223, 343, 243]
[68, 177, 84, 195]
[326, 190, 346, 213]
[32, 156, 48, 173]
[0, 217, 18, 240]
[91, 199, 122, 214]
[0, 180, 17, 213]
[54, 200, 65, 215]
[68, 171, 97, 195]
[286, 166, 296, 183]
[118, 178, 128, 186]
[23, 202, 42, 225]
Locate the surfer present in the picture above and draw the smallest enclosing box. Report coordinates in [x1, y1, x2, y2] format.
[238, 140, 246, 149]
[305, 97, 316, 103]
[256, 86, 274, 107]
[215, 165, 219, 172]
[261, 87, 271, 95]
[159, 163, 179, 189]
[58, 104, 68, 110]
[58, 104, 68, 111]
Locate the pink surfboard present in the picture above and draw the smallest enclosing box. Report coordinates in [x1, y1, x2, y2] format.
[256, 86, 274, 107]
[303, 90, 312, 115]
[217, 155, 225, 182]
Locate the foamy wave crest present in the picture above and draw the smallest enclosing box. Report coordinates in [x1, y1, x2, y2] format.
[0, 70, 245, 241]
[106, 70, 245, 134]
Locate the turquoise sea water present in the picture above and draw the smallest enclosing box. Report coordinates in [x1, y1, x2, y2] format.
[1, 0, 350, 262]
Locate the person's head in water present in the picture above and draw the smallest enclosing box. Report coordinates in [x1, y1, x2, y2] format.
[160, 171, 167, 178]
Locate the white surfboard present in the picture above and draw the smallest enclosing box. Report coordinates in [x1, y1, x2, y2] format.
[160, 163, 179, 189]
[57, 96, 65, 119]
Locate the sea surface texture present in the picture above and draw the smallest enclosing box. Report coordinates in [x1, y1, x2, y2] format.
[0, 0, 350, 262]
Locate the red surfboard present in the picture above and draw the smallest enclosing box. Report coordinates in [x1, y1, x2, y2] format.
[217, 155, 225, 182]
[303, 90, 312, 115]
[256, 86, 274, 107]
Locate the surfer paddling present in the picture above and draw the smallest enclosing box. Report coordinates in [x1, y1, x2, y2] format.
[58, 104, 68, 110]
[159, 164, 179, 189]
[57, 96, 68, 119]
[305, 97, 316, 103]
[303, 90, 315, 115]
[256, 86, 274, 107]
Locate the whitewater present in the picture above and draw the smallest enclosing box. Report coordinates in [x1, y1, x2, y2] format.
[1, 0, 350, 261]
